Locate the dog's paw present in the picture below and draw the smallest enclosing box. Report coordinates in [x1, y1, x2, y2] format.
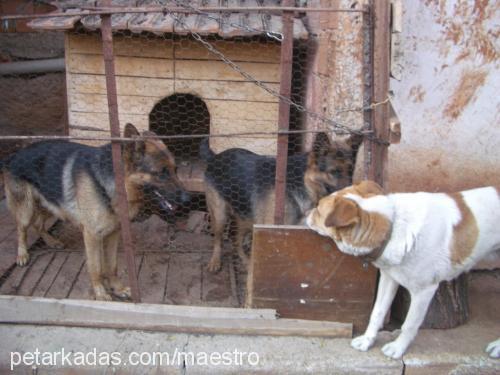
[94, 286, 113, 301]
[113, 286, 132, 300]
[486, 338, 500, 358]
[16, 253, 30, 266]
[382, 341, 406, 359]
[351, 335, 375, 352]
[206, 258, 221, 273]
[45, 237, 65, 249]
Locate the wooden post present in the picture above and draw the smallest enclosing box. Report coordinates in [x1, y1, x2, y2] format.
[364, 0, 391, 186]
[392, 274, 469, 329]
[100, 5, 141, 302]
[274, 0, 294, 224]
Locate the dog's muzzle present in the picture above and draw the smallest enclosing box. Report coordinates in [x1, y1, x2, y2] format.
[141, 185, 191, 223]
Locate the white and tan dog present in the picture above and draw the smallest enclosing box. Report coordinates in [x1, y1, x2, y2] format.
[306, 180, 500, 359]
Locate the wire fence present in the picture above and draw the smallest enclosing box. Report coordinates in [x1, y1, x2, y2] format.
[0, 1, 386, 305]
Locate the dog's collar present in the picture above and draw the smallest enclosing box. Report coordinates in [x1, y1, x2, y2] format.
[360, 223, 393, 264]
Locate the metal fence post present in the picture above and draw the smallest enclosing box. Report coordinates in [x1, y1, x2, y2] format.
[274, 0, 295, 225]
[100, 5, 141, 302]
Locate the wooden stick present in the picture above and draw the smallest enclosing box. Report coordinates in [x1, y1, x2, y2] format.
[0, 296, 352, 338]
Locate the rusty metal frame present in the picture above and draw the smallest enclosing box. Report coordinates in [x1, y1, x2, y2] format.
[100, 5, 141, 303]
[364, 0, 391, 186]
[273, 0, 295, 225]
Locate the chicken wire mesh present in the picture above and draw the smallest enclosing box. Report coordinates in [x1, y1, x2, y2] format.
[0, 1, 373, 305]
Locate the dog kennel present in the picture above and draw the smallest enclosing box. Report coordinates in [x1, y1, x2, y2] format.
[0, 0, 394, 337]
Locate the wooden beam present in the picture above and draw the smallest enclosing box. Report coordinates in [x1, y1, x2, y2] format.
[364, 0, 391, 186]
[0, 296, 352, 338]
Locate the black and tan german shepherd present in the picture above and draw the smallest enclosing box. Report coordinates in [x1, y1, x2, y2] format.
[1, 123, 190, 300]
[200, 133, 359, 272]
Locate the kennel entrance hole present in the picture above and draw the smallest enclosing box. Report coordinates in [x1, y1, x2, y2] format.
[149, 94, 209, 192]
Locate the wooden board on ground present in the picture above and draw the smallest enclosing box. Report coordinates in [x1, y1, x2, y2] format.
[18, 252, 57, 297]
[247, 225, 377, 333]
[0, 296, 352, 338]
[138, 253, 170, 304]
[45, 252, 85, 299]
[201, 253, 237, 307]
[165, 253, 202, 305]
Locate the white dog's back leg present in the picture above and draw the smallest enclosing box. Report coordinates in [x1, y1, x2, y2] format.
[382, 284, 438, 359]
[351, 271, 399, 352]
[486, 338, 500, 358]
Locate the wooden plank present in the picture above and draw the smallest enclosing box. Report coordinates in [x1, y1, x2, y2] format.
[132, 216, 173, 253]
[176, 60, 280, 82]
[67, 54, 174, 78]
[247, 225, 377, 333]
[17, 252, 57, 296]
[165, 253, 202, 305]
[0, 256, 34, 295]
[210, 117, 278, 155]
[176, 79, 279, 102]
[45, 252, 85, 299]
[31, 252, 69, 297]
[207, 100, 279, 121]
[365, 0, 391, 186]
[68, 93, 162, 115]
[175, 40, 281, 63]
[201, 253, 236, 307]
[0, 216, 58, 283]
[0, 296, 352, 338]
[68, 74, 175, 97]
[67, 259, 92, 300]
[68, 112, 149, 134]
[69, 93, 279, 119]
[68, 33, 174, 58]
[138, 253, 170, 304]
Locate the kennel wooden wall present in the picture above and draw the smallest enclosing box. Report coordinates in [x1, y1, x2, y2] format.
[29, 1, 309, 156]
[65, 33, 282, 154]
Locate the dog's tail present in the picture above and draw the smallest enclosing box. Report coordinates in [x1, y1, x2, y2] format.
[199, 138, 215, 162]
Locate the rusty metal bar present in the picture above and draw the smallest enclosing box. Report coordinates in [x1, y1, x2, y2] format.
[100, 8, 141, 302]
[273, 0, 295, 225]
[0, 7, 367, 21]
[0, 129, 375, 143]
[364, 0, 391, 186]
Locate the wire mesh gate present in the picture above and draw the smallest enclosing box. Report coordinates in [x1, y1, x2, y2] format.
[0, 1, 390, 305]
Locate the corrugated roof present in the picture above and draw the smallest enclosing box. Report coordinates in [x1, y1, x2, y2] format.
[28, 0, 309, 39]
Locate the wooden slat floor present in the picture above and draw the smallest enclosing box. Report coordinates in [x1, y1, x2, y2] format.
[0, 200, 245, 307]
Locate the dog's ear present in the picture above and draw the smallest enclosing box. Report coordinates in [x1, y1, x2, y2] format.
[324, 198, 359, 227]
[312, 132, 331, 158]
[124, 123, 144, 162]
[344, 133, 363, 150]
[124, 123, 140, 138]
[355, 180, 384, 197]
[141, 130, 168, 153]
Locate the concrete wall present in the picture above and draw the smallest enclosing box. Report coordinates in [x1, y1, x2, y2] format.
[388, 0, 499, 192]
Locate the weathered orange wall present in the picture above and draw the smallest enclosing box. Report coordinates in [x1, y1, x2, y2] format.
[388, 0, 499, 193]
